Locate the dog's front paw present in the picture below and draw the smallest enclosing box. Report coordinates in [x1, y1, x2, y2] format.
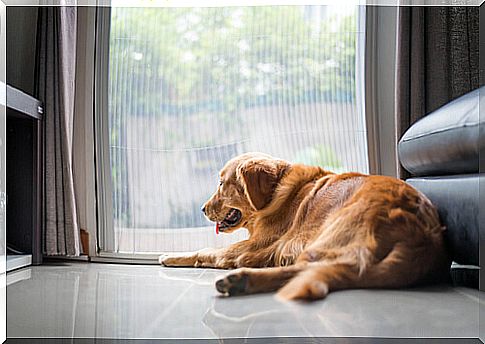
[158, 253, 197, 267]
[158, 254, 171, 266]
[215, 268, 250, 296]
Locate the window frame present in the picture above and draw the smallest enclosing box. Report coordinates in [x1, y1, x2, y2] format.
[94, 6, 119, 257]
[94, 7, 163, 261]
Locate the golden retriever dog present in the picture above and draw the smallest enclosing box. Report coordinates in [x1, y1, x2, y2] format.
[159, 152, 450, 300]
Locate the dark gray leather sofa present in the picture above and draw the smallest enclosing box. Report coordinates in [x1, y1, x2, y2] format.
[398, 86, 484, 288]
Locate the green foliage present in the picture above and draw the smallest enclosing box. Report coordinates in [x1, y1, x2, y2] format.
[108, 6, 357, 120]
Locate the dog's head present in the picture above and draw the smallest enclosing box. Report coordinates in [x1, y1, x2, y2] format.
[202, 152, 290, 233]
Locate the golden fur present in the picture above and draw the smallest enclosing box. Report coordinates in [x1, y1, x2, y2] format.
[159, 152, 450, 300]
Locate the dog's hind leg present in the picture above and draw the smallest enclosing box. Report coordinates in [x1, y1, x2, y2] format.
[275, 262, 358, 300]
[215, 263, 311, 296]
[216, 245, 375, 296]
[276, 242, 443, 301]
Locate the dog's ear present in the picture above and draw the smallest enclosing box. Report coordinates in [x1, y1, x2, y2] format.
[237, 159, 289, 210]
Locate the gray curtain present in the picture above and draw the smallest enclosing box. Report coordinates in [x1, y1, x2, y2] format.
[395, 6, 480, 178]
[36, 7, 80, 256]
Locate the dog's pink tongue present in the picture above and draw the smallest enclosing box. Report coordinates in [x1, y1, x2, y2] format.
[216, 222, 220, 235]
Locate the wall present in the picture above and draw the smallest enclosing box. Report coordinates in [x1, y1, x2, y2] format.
[364, 6, 398, 177]
[6, 7, 38, 95]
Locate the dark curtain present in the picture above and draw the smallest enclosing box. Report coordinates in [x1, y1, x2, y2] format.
[35, 7, 80, 256]
[395, 6, 480, 178]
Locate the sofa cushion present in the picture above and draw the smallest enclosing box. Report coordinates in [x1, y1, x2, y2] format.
[406, 174, 482, 266]
[398, 87, 484, 177]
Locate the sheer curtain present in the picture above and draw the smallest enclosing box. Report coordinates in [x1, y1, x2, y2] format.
[98, 5, 367, 255]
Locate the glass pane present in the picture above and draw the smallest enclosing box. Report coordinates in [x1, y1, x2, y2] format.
[105, 5, 367, 253]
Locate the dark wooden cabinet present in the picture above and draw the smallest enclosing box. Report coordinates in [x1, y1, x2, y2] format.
[6, 85, 43, 267]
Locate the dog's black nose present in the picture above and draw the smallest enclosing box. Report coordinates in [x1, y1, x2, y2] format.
[201, 206, 206, 214]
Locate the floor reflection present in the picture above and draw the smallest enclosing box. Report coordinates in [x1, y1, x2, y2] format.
[6, 262, 484, 339]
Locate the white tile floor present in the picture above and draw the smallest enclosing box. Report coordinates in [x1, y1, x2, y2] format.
[6, 262, 485, 340]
